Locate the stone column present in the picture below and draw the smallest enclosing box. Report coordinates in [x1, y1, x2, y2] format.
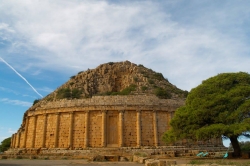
[23, 116, 29, 148]
[10, 134, 14, 148]
[42, 114, 48, 148]
[69, 112, 74, 149]
[167, 112, 171, 130]
[84, 110, 89, 148]
[54, 113, 60, 148]
[153, 110, 159, 146]
[17, 132, 21, 148]
[14, 134, 17, 148]
[136, 110, 141, 147]
[31, 115, 37, 148]
[12, 134, 16, 148]
[119, 110, 124, 147]
[102, 110, 107, 147]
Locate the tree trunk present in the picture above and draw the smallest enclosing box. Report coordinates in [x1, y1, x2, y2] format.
[229, 136, 241, 157]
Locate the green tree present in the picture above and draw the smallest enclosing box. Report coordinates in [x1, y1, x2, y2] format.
[0, 137, 11, 152]
[163, 72, 250, 157]
[240, 141, 250, 151]
[229, 141, 250, 152]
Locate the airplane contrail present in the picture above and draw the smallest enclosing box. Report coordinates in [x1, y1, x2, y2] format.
[0, 57, 43, 98]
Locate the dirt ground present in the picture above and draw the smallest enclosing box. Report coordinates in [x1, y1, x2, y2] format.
[0, 158, 249, 166]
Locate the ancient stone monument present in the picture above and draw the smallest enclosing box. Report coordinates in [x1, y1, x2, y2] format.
[8, 61, 224, 157]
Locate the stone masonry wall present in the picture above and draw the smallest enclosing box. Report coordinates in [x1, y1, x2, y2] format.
[46, 114, 56, 148]
[123, 110, 137, 147]
[11, 95, 190, 149]
[73, 112, 86, 148]
[157, 111, 170, 146]
[141, 111, 154, 146]
[35, 115, 44, 148]
[88, 111, 102, 147]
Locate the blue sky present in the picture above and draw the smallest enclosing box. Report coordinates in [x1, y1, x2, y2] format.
[0, 0, 250, 147]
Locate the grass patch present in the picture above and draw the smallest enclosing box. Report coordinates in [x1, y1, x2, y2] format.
[188, 160, 206, 165]
[148, 79, 154, 84]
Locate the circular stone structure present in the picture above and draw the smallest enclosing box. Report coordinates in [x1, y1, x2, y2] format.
[10, 95, 184, 149]
[8, 61, 225, 157]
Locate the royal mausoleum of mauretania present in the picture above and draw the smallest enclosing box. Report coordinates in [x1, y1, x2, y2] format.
[8, 61, 223, 156]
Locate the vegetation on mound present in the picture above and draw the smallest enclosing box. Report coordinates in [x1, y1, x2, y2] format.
[56, 88, 83, 99]
[41, 62, 188, 101]
[102, 84, 137, 96]
[33, 99, 41, 105]
[154, 87, 172, 99]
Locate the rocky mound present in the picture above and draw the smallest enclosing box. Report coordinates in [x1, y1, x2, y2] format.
[36, 61, 187, 104]
[38, 61, 187, 103]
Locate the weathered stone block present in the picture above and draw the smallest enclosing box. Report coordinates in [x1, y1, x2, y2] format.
[166, 160, 176, 165]
[1, 155, 7, 159]
[138, 156, 149, 163]
[15, 155, 22, 159]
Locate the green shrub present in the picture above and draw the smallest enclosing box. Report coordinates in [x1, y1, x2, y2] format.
[153, 72, 164, 80]
[33, 99, 40, 105]
[141, 86, 148, 91]
[154, 87, 172, 99]
[111, 92, 119, 95]
[119, 84, 137, 95]
[148, 79, 154, 84]
[72, 89, 82, 99]
[57, 88, 71, 99]
[104, 84, 137, 96]
[57, 88, 82, 99]
[138, 64, 144, 67]
[133, 77, 138, 82]
[140, 71, 145, 74]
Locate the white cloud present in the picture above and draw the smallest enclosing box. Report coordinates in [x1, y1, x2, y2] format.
[0, 86, 19, 95]
[0, 0, 249, 90]
[0, 98, 32, 107]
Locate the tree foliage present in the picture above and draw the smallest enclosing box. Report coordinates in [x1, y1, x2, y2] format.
[0, 137, 11, 152]
[163, 72, 250, 157]
[239, 141, 250, 152]
[230, 141, 250, 152]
